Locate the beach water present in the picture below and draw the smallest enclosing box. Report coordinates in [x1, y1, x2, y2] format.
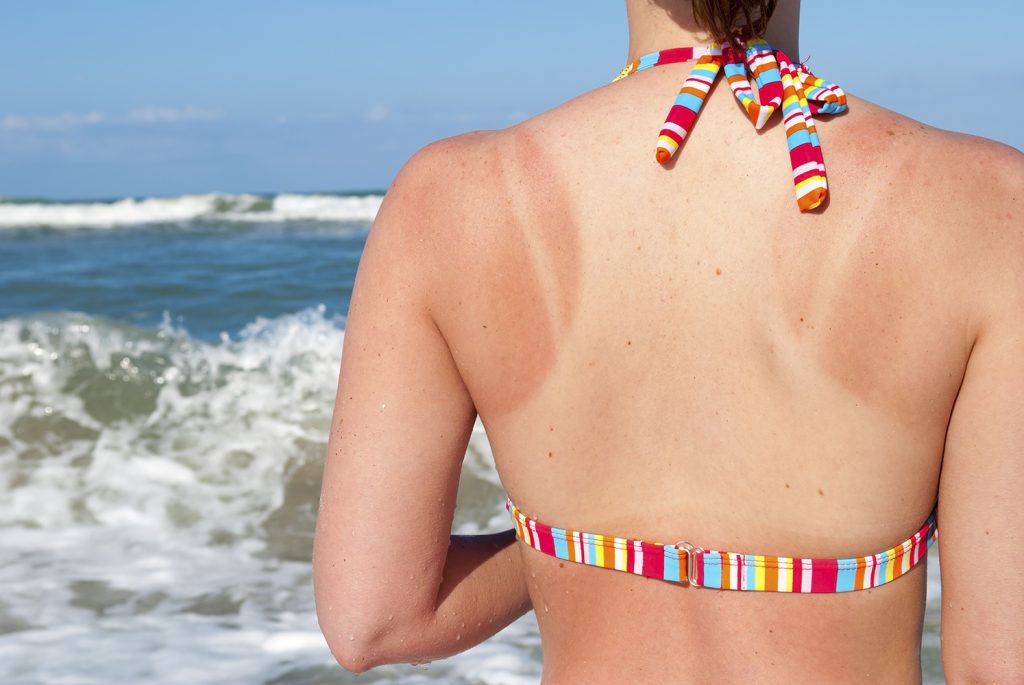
[0, 193, 942, 684]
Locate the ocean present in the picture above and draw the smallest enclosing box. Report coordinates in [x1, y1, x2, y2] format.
[0, 192, 943, 684]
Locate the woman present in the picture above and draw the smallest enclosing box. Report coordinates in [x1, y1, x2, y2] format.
[313, 0, 1023, 681]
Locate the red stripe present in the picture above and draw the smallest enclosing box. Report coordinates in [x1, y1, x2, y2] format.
[535, 521, 554, 556]
[642, 541, 664, 580]
[794, 167, 822, 185]
[667, 105, 700, 133]
[811, 561, 839, 592]
[657, 47, 697, 65]
[658, 126, 683, 145]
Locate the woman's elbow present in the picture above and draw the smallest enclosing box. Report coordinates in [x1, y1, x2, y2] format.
[317, 609, 392, 674]
[327, 638, 382, 675]
[315, 581, 427, 673]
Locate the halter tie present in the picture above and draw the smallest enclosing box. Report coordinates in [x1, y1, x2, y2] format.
[615, 38, 848, 212]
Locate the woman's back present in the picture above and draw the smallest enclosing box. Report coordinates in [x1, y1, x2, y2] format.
[420, 63, 1018, 682]
[313, 5, 1024, 683]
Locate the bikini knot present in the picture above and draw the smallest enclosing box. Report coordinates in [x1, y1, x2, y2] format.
[615, 37, 848, 212]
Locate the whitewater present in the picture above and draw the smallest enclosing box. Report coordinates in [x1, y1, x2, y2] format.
[0, 192, 383, 229]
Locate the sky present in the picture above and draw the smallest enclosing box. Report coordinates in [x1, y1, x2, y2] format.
[2, 1, 1022, 200]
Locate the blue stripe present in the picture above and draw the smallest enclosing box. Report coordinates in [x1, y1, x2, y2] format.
[723, 63, 745, 78]
[702, 553, 722, 588]
[638, 53, 659, 71]
[663, 548, 680, 582]
[836, 564, 856, 592]
[584, 534, 597, 566]
[876, 554, 888, 586]
[756, 69, 782, 86]
[787, 129, 811, 151]
[744, 555, 756, 590]
[552, 528, 569, 560]
[673, 92, 705, 113]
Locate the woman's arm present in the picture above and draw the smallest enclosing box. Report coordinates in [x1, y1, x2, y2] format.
[936, 142, 1024, 684]
[313, 133, 532, 673]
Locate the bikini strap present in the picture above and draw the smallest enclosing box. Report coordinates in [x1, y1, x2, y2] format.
[615, 38, 848, 212]
[506, 497, 937, 592]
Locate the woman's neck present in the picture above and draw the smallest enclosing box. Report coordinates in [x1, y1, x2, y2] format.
[625, 0, 801, 62]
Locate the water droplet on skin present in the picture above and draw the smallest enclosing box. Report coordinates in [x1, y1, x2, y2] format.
[387, 614, 393, 621]
[544, 604, 550, 613]
[455, 634, 461, 641]
[348, 634, 354, 641]
[530, 571, 536, 579]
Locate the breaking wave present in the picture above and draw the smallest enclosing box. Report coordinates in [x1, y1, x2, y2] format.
[0, 192, 384, 229]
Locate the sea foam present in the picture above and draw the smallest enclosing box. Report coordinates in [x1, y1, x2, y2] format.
[0, 307, 536, 684]
[0, 192, 383, 229]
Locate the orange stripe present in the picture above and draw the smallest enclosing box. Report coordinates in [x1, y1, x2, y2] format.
[785, 121, 808, 136]
[765, 555, 778, 592]
[797, 190, 825, 212]
[745, 106, 761, 126]
[893, 543, 906, 579]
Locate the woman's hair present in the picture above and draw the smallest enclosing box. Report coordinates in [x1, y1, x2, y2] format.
[690, 0, 778, 45]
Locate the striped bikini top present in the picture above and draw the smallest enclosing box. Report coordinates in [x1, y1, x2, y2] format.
[507, 498, 938, 593]
[614, 37, 848, 212]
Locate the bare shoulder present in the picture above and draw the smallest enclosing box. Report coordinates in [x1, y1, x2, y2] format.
[384, 130, 501, 214]
[836, 93, 1023, 200]
[368, 129, 509, 265]
[831, 94, 1022, 252]
[382, 121, 560, 235]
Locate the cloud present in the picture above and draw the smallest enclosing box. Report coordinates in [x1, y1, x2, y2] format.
[363, 104, 392, 123]
[127, 106, 222, 123]
[1, 112, 105, 131]
[1, 106, 223, 133]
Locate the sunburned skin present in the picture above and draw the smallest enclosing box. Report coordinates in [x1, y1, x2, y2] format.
[429, 128, 583, 420]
